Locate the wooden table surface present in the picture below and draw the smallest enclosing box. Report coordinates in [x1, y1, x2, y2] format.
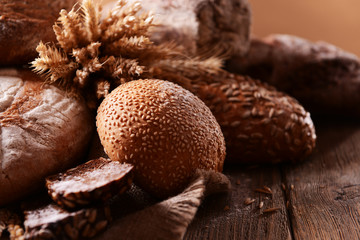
[184, 117, 360, 240]
[2, 117, 358, 240]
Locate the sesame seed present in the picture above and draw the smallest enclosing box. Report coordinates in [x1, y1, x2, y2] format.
[228, 97, 241, 103]
[244, 198, 255, 205]
[236, 134, 249, 140]
[230, 121, 241, 127]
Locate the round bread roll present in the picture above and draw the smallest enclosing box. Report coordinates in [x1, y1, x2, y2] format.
[0, 0, 76, 66]
[0, 68, 94, 206]
[96, 79, 225, 198]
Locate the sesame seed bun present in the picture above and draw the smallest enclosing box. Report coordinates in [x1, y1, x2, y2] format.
[96, 79, 225, 198]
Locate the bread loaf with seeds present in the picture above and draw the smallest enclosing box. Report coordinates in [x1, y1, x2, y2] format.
[226, 34, 360, 116]
[96, 79, 225, 198]
[104, 0, 251, 56]
[193, 71, 316, 164]
[0, 68, 93, 206]
[0, 0, 77, 66]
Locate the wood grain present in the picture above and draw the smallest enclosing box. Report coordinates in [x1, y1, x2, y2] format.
[184, 166, 292, 240]
[283, 119, 360, 239]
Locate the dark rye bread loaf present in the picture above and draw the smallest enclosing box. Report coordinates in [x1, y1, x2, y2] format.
[0, 0, 76, 66]
[226, 34, 360, 116]
[0, 68, 94, 206]
[192, 71, 316, 164]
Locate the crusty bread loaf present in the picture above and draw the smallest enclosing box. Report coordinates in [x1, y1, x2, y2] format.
[104, 0, 251, 56]
[193, 71, 316, 164]
[0, 0, 76, 66]
[0, 68, 94, 206]
[226, 34, 360, 116]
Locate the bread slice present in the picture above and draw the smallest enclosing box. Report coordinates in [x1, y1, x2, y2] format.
[24, 203, 111, 239]
[46, 158, 133, 209]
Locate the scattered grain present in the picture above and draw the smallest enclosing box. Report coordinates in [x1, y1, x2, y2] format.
[255, 187, 272, 195]
[263, 186, 273, 194]
[263, 207, 281, 213]
[244, 198, 255, 205]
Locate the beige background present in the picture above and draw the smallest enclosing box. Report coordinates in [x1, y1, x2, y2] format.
[249, 0, 360, 56]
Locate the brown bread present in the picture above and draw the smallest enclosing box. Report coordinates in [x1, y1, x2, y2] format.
[46, 158, 134, 209]
[226, 34, 360, 116]
[0, 0, 76, 66]
[96, 79, 225, 198]
[193, 71, 316, 164]
[24, 203, 111, 239]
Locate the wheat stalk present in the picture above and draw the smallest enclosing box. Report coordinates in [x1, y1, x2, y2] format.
[31, 0, 223, 108]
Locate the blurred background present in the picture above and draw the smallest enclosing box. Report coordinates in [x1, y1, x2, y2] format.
[249, 0, 360, 56]
[100, 0, 359, 56]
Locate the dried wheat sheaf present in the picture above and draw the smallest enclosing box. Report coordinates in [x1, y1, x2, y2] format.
[31, 0, 222, 108]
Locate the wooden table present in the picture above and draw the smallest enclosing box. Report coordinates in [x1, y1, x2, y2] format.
[2, 118, 358, 240]
[184, 117, 360, 240]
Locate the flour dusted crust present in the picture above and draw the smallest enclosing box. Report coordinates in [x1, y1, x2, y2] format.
[0, 69, 94, 206]
[0, 0, 76, 66]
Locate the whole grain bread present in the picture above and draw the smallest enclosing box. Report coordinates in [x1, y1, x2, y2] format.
[0, 68, 94, 206]
[0, 0, 76, 66]
[226, 34, 360, 116]
[193, 71, 316, 164]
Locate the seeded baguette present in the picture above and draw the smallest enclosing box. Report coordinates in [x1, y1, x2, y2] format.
[104, 0, 251, 56]
[24, 203, 112, 240]
[226, 34, 360, 116]
[46, 158, 134, 210]
[193, 71, 316, 164]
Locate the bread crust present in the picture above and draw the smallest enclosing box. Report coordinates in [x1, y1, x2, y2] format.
[0, 68, 94, 206]
[0, 0, 76, 66]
